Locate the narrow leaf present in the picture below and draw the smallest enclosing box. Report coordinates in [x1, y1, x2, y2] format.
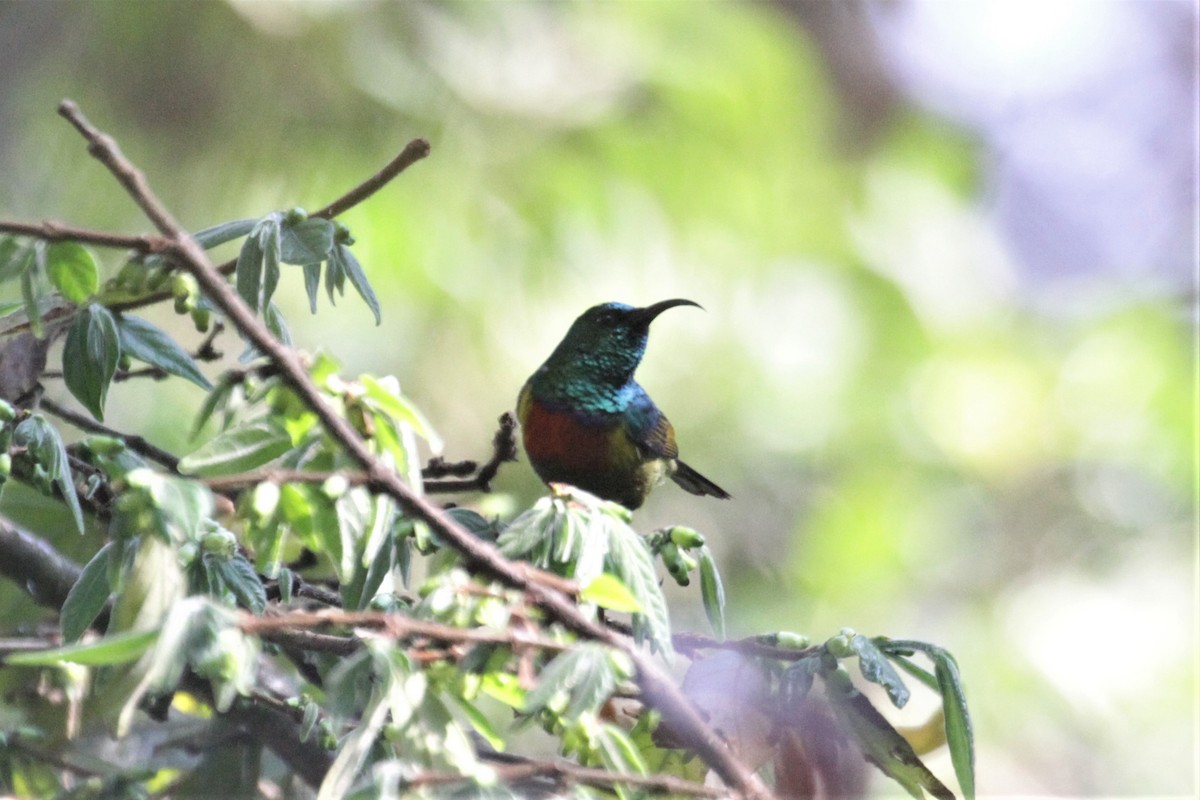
[5, 628, 159, 667]
[62, 304, 120, 420]
[698, 545, 726, 640]
[260, 221, 281, 309]
[194, 218, 256, 250]
[280, 217, 334, 265]
[14, 415, 85, 534]
[335, 244, 381, 324]
[192, 379, 235, 439]
[933, 650, 975, 800]
[45, 242, 99, 303]
[61, 543, 113, 642]
[21, 263, 42, 337]
[302, 262, 321, 312]
[827, 680, 953, 800]
[234, 228, 264, 314]
[117, 314, 212, 389]
[178, 418, 292, 476]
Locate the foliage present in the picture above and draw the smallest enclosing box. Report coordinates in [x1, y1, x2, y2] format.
[0, 106, 977, 799]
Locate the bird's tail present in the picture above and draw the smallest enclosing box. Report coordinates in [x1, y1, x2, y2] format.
[670, 460, 732, 500]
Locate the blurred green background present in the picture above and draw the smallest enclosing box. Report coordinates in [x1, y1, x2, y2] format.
[0, 1, 1193, 796]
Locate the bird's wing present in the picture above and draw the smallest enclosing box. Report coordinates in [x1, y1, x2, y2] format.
[624, 386, 679, 459]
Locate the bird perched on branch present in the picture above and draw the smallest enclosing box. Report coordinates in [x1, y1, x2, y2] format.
[517, 299, 731, 510]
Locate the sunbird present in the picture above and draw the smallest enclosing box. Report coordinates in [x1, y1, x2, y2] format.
[517, 299, 730, 510]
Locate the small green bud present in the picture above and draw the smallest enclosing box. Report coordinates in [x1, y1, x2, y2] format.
[668, 526, 706, 549]
[772, 631, 811, 650]
[333, 222, 354, 245]
[200, 527, 237, 558]
[84, 435, 126, 456]
[118, 353, 133, 372]
[190, 307, 211, 333]
[0, 399, 15, 422]
[169, 274, 190, 299]
[0, 453, 11, 477]
[173, 294, 190, 315]
[825, 634, 855, 659]
[284, 207, 308, 225]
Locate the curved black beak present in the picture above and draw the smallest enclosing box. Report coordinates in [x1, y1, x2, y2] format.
[628, 298, 703, 327]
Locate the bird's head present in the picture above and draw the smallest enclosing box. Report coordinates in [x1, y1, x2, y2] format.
[541, 299, 702, 389]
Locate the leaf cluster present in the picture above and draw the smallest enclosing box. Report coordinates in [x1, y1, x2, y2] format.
[0, 163, 975, 799]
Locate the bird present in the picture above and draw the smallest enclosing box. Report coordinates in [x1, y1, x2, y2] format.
[517, 299, 731, 510]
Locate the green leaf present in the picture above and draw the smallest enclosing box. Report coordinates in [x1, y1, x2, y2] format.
[445, 693, 506, 751]
[302, 262, 321, 312]
[280, 217, 334, 265]
[603, 514, 672, 657]
[359, 373, 443, 452]
[524, 644, 617, 722]
[334, 244, 381, 324]
[850, 634, 909, 709]
[324, 245, 346, 303]
[178, 418, 293, 476]
[264, 301, 291, 346]
[234, 225, 265, 314]
[13, 415, 84, 534]
[192, 378, 235, 439]
[581, 573, 643, 614]
[0, 237, 20, 282]
[594, 722, 648, 776]
[62, 304, 120, 421]
[697, 545, 726, 640]
[61, 543, 113, 642]
[116, 314, 212, 389]
[0, 238, 35, 285]
[129, 470, 213, 539]
[826, 676, 953, 800]
[45, 242, 99, 303]
[5, 628, 159, 667]
[260, 220, 282, 310]
[21, 260, 42, 337]
[194, 218, 256, 250]
[877, 640, 975, 800]
[211, 552, 267, 613]
[933, 649, 975, 800]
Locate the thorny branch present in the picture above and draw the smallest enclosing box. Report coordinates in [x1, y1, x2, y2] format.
[21, 99, 772, 798]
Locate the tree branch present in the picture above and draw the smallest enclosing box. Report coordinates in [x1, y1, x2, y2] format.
[57, 99, 772, 799]
[0, 514, 84, 609]
[40, 395, 181, 472]
[422, 411, 518, 494]
[0, 219, 168, 252]
[310, 138, 432, 220]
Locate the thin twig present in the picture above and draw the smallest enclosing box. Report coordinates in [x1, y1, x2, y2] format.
[423, 411, 519, 494]
[310, 138, 432, 220]
[57, 99, 772, 800]
[41, 395, 181, 472]
[0, 219, 168, 252]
